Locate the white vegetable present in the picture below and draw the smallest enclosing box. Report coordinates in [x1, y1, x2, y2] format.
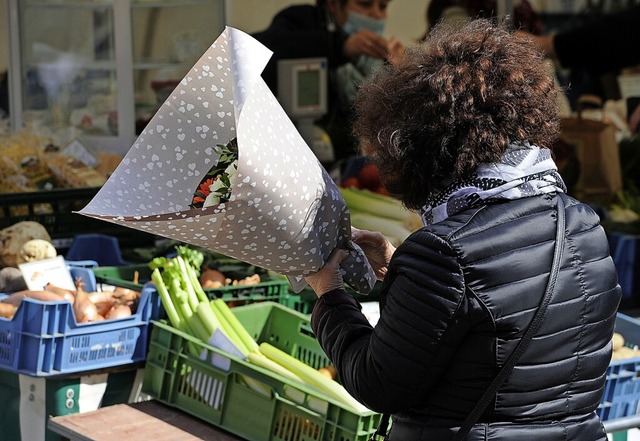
[17, 239, 57, 264]
[0, 221, 52, 268]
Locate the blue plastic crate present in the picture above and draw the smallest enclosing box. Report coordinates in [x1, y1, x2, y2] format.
[608, 233, 640, 305]
[598, 313, 640, 422]
[0, 282, 157, 377]
[64, 233, 129, 267]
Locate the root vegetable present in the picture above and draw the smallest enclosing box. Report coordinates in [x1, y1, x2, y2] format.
[200, 268, 226, 287]
[73, 281, 99, 323]
[44, 283, 76, 303]
[0, 303, 18, 319]
[232, 274, 261, 286]
[94, 301, 116, 316]
[87, 291, 115, 304]
[105, 304, 132, 320]
[0, 221, 52, 268]
[612, 332, 625, 351]
[17, 239, 57, 264]
[112, 287, 141, 303]
[318, 365, 337, 380]
[1, 290, 67, 306]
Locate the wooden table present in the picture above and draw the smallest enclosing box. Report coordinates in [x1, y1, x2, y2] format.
[48, 400, 246, 441]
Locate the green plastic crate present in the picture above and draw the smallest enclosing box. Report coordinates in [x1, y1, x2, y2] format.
[286, 283, 383, 315]
[93, 263, 293, 308]
[0, 364, 144, 441]
[142, 302, 381, 441]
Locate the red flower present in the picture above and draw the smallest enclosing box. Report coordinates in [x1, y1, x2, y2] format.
[198, 178, 215, 195]
[191, 178, 215, 206]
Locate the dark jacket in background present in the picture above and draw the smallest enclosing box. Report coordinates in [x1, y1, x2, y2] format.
[252, 4, 356, 162]
[553, 5, 640, 75]
[312, 193, 621, 440]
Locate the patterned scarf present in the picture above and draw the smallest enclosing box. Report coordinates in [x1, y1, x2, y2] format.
[420, 143, 567, 226]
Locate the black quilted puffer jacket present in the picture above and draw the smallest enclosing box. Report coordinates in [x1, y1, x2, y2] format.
[311, 193, 621, 440]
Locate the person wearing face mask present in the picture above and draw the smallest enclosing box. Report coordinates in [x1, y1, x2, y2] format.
[252, 0, 404, 165]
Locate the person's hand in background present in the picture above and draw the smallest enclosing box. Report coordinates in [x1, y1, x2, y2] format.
[344, 29, 393, 61]
[387, 36, 405, 64]
[305, 248, 349, 297]
[351, 227, 395, 280]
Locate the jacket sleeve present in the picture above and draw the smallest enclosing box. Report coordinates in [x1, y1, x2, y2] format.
[311, 230, 470, 413]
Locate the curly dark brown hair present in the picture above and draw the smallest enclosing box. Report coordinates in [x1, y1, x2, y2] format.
[352, 18, 560, 210]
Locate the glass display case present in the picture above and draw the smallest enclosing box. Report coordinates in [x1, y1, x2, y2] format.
[8, 0, 226, 154]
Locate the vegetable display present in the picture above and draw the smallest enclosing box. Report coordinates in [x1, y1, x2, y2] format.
[0, 275, 142, 322]
[340, 186, 422, 246]
[611, 331, 640, 360]
[150, 245, 369, 413]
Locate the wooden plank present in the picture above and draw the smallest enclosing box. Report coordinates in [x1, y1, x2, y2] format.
[48, 400, 246, 441]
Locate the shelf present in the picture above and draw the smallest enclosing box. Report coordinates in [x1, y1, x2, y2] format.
[8, 0, 226, 155]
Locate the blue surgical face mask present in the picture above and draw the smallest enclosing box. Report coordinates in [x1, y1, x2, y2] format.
[342, 10, 385, 35]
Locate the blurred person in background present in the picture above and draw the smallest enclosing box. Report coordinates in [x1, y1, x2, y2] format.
[419, 0, 572, 116]
[253, 0, 404, 165]
[523, 4, 640, 79]
[520, 4, 640, 129]
[305, 19, 621, 440]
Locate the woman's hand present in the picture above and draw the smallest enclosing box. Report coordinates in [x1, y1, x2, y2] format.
[351, 227, 395, 280]
[305, 248, 349, 298]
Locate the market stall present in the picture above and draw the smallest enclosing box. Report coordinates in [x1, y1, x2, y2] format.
[1, 2, 640, 441]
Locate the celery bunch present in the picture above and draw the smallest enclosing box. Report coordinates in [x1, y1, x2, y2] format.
[150, 246, 214, 350]
[149, 246, 370, 413]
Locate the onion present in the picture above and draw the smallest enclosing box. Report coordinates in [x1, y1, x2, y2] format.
[44, 283, 76, 303]
[73, 282, 99, 323]
[200, 268, 226, 287]
[105, 304, 132, 320]
[0, 303, 18, 319]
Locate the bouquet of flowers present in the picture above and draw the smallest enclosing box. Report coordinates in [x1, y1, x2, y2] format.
[190, 138, 238, 208]
[78, 27, 375, 294]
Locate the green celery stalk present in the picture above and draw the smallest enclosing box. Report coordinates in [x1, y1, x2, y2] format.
[151, 268, 182, 329]
[211, 299, 259, 353]
[247, 351, 306, 384]
[195, 300, 221, 337]
[183, 258, 209, 304]
[175, 255, 201, 311]
[259, 342, 370, 414]
[186, 311, 213, 343]
[210, 300, 251, 357]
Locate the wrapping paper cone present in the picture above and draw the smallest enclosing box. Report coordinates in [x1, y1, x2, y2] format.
[78, 27, 375, 294]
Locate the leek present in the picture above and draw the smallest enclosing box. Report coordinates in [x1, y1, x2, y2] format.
[340, 187, 411, 222]
[350, 212, 412, 247]
[259, 342, 370, 414]
[340, 187, 422, 234]
[247, 351, 306, 384]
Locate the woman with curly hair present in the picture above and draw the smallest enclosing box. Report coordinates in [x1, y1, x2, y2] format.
[305, 19, 621, 440]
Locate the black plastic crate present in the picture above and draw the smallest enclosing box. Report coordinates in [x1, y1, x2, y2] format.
[0, 188, 156, 250]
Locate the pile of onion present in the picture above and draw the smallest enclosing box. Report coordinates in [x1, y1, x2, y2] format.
[0, 274, 141, 322]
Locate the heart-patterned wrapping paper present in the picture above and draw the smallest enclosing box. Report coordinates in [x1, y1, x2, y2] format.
[78, 27, 376, 294]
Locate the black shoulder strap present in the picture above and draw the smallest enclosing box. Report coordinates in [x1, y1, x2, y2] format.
[452, 195, 566, 440]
